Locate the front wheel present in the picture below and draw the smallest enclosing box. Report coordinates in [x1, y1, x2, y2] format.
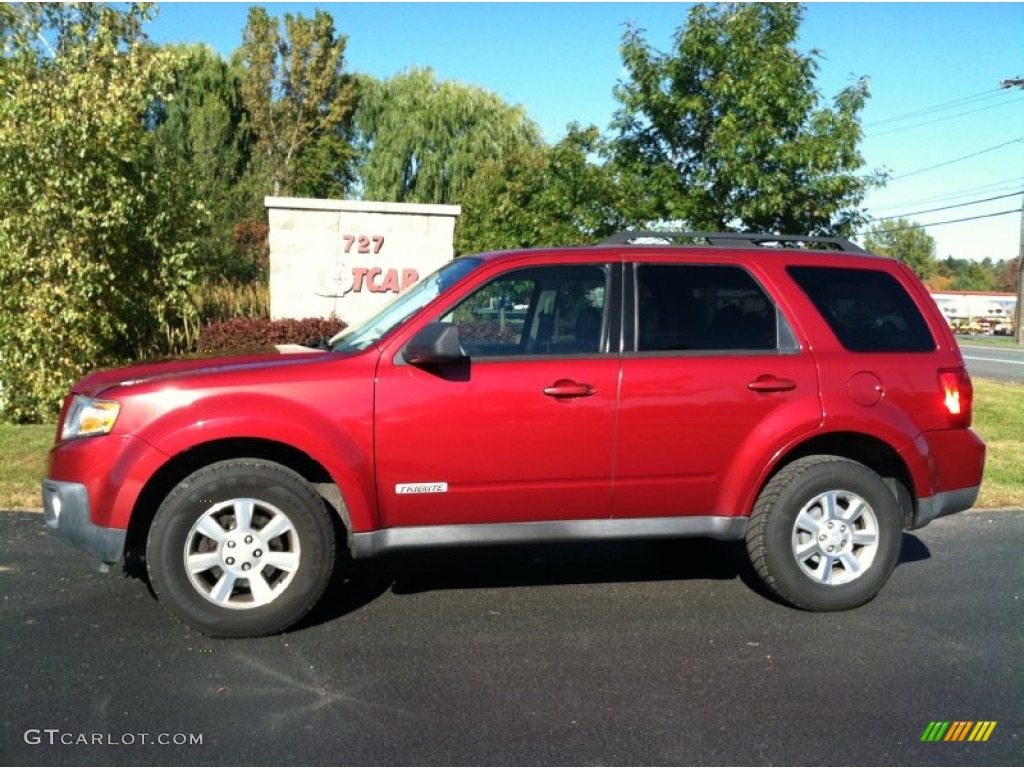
[147, 459, 335, 637]
[745, 456, 902, 611]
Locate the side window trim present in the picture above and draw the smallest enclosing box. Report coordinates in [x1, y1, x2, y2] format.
[775, 307, 800, 354]
[620, 261, 635, 355]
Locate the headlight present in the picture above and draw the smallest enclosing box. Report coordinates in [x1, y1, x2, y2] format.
[61, 395, 121, 440]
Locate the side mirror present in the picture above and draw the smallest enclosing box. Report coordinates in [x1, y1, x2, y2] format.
[403, 323, 465, 365]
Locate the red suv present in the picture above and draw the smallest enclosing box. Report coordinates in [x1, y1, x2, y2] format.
[43, 232, 985, 637]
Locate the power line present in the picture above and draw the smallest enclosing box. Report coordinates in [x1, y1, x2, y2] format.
[869, 177, 1024, 212]
[861, 208, 1022, 235]
[868, 97, 1022, 139]
[865, 88, 1008, 128]
[873, 191, 1023, 222]
[890, 138, 1023, 181]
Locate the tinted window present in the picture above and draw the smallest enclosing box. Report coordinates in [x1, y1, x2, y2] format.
[788, 266, 935, 352]
[635, 265, 780, 352]
[441, 266, 608, 358]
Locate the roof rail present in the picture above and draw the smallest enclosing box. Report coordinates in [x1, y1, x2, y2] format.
[600, 231, 868, 254]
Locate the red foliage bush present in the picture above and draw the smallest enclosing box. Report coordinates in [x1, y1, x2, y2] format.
[232, 219, 270, 272]
[198, 315, 348, 353]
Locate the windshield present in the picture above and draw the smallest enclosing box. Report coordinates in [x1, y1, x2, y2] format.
[330, 257, 484, 352]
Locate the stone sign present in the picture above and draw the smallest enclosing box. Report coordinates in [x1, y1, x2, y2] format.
[266, 196, 461, 328]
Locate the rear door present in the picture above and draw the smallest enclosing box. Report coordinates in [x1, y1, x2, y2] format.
[613, 259, 822, 518]
[374, 261, 621, 527]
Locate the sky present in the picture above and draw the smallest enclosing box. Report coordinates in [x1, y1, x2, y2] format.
[145, 2, 1024, 265]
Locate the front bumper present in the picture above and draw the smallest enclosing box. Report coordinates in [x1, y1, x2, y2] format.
[42, 479, 126, 573]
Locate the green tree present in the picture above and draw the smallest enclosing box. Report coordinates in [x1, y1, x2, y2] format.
[356, 68, 542, 205]
[456, 124, 628, 253]
[612, 2, 882, 235]
[150, 44, 257, 280]
[935, 257, 1000, 292]
[863, 219, 937, 281]
[239, 6, 357, 198]
[0, 3, 201, 422]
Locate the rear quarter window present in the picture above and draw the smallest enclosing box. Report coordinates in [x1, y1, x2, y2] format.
[787, 266, 935, 352]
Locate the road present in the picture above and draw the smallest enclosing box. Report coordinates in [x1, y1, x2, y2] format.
[958, 339, 1024, 383]
[2, 508, 1021, 766]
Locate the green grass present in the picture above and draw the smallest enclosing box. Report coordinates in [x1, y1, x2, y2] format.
[971, 378, 1024, 509]
[958, 335, 1021, 348]
[0, 423, 53, 510]
[2, 378, 1022, 511]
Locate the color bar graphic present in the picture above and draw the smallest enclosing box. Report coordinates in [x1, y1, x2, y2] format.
[967, 721, 997, 742]
[921, 721, 949, 742]
[920, 721, 996, 742]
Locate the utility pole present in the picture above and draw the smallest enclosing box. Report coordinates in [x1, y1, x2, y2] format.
[1002, 78, 1024, 343]
[1017, 187, 1024, 345]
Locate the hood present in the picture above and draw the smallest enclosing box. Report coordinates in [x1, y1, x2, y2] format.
[73, 344, 330, 398]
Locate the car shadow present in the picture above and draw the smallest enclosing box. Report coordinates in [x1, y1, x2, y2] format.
[386, 537, 744, 593]
[898, 532, 931, 564]
[298, 531, 934, 630]
[299, 537, 746, 631]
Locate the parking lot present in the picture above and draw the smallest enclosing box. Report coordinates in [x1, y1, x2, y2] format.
[2, 508, 1021, 766]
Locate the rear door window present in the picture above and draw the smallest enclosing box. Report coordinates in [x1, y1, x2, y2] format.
[787, 266, 935, 352]
[633, 264, 794, 352]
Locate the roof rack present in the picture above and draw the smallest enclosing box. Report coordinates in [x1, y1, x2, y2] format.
[600, 231, 868, 255]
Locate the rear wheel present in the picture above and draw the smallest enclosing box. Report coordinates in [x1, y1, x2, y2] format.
[147, 459, 335, 637]
[745, 456, 902, 611]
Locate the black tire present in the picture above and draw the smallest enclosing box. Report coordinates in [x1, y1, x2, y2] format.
[745, 455, 901, 611]
[147, 459, 335, 638]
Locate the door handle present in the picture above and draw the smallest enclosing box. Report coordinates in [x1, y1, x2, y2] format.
[543, 379, 596, 398]
[747, 375, 797, 393]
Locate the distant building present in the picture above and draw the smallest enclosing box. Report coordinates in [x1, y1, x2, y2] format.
[930, 291, 1016, 335]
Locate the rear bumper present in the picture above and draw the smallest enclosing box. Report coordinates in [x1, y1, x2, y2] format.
[906, 427, 986, 530]
[913, 485, 981, 529]
[42, 479, 126, 572]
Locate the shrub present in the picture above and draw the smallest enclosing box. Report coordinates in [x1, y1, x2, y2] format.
[0, 6, 202, 422]
[199, 315, 347, 352]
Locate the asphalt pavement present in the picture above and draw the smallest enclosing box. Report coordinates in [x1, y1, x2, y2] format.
[958, 339, 1024, 382]
[2, 508, 1022, 766]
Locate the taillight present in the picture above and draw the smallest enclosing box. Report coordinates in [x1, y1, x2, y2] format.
[938, 368, 973, 429]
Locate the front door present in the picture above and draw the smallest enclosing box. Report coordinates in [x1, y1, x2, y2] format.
[374, 263, 620, 528]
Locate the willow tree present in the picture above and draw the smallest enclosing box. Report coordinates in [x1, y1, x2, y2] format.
[356, 68, 543, 205]
[612, 2, 883, 235]
[0, 3, 201, 422]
